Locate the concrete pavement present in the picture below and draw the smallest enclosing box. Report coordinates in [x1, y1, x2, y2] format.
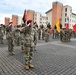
[0, 38, 76, 75]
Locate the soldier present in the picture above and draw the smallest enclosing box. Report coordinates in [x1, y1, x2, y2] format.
[38, 28, 41, 40]
[7, 31, 15, 55]
[6, 22, 15, 55]
[45, 27, 50, 42]
[20, 27, 25, 53]
[0, 24, 4, 44]
[42, 27, 45, 40]
[24, 20, 35, 70]
[6, 22, 12, 39]
[32, 22, 38, 51]
[14, 28, 21, 46]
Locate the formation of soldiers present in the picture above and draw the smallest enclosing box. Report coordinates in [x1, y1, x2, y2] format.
[60, 29, 72, 42]
[52, 28, 73, 42]
[1, 20, 76, 70]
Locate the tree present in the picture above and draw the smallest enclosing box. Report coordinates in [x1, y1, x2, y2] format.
[47, 23, 51, 29]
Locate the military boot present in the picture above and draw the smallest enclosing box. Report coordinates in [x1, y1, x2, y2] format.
[25, 65, 29, 70]
[29, 64, 34, 68]
[12, 52, 15, 55]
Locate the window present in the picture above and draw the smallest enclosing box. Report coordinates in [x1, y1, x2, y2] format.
[65, 18, 66, 22]
[70, 9, 72, 13]
[65, 23, 66, 26]
[65, 13, 67, 17]
[70, 19, 71, 22]
[46, 17, 48, 20]
[65, 8, 67, 12]
[40, 18, 42, 20]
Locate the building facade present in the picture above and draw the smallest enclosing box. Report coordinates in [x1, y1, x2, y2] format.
[45, 9, 52, 25]
[34, 12, 47, 27]
[52, 1, 63, 29]
[18, 16, 22, 25]
[27, 10, 35, 22]
[41, 16, 46, 26]
[46, 1, 76, 29]
[5, 17, 10, 26]
[62, 5, 72, 28]
[34, 12, 41, 26]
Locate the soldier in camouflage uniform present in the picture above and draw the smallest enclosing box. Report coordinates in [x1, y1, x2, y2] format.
[14, 29, 21, 46]
[6, 22, 15, 55]
[20, 27, 25, 53]
[45, 27, 50, 42]
[24, 20, 35, 70]
[42, 27, 45, 40]
[32, 22, 38, 51]
[0, 24, 4, 44]
[38, 28, 41, 40]
[7, 31, 15, 55]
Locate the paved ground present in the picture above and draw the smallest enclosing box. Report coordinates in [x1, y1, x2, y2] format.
[1, 37, 76, 75]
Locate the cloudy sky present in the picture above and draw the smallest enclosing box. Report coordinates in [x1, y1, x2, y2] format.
[0, 0, 76, 24]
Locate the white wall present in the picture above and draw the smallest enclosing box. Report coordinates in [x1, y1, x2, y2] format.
[46, 10, 52, 25]
[62, 5, 72, 28]
[18, 16, 22, 25]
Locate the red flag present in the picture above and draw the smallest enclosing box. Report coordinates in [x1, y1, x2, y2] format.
[22, 10, 27, 24]
[73, 24, 76, 33]
[66, 18, 69, 29]
[66, 23, 69, 29]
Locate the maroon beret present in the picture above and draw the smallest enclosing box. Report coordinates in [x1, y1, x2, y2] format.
[27, 20, 32, 25]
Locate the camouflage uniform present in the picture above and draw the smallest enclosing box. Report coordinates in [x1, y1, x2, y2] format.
[42, 28, 45, 40]
[7, 31, 15, 55]
[14, 29, 21, 46]
[20, 28, 25, 53]
[38, 28, 41, 40]
[24, 26, 35, 70]
[45, 28, 50, 42]
[0, 26, 4, 44]
[32, 26, 38, 51]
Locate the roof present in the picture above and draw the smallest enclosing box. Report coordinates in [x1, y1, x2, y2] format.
[45, 9, 52, 14]
[64, 5, 72, 8]
[72, 13, 76, 16]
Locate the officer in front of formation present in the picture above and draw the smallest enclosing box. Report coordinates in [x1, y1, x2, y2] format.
[24, 20, 35, 70]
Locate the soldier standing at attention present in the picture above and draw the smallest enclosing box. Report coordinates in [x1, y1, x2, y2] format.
[20, 28, 25, 53]
[45, 27, 50, 42]
[24, 20, 35, 70]
[42, 27, 45, 40]
[38, 28, 41, 40]
[0, 24, 4, 44]
[32, 22, 38, 51]
[7, 31, 15, 55]
[7, 22, 15, 55]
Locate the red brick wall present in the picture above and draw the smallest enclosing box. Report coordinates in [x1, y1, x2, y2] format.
[5, 18, 10, 26]
[12, 15, 18, 27]
[52, 3, 63, 28]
